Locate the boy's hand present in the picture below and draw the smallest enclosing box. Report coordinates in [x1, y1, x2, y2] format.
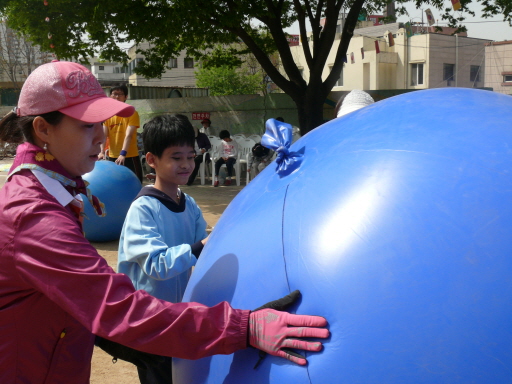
[201, 235, 209, 245]
[115, 155, 126, 165]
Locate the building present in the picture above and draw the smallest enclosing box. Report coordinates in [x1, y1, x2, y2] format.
[0, 23, 53, 89]
[126, 42, 198, 87]
[484, 40, 512, 94]
[290, 21, 489, 92]
[88, 43, 210, 99]
[89, 61, 129, 86]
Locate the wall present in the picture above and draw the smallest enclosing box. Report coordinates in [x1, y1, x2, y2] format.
[485, 41, 512, 94]
[129, 93, 304, 135]
[0, 93, 319, 135]
[127, 42, 198, 88]
[427, 34, 489, 89]
[0, 91, 418, 137]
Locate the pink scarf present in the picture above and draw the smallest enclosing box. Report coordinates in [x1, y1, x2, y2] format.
[8, 142, 105, 216]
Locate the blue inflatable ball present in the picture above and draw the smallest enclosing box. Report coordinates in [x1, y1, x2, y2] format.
[174, 88, 512, 383]
[81, 160, 141, 242]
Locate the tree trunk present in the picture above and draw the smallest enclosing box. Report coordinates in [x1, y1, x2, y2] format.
[294, 87, 330, 136]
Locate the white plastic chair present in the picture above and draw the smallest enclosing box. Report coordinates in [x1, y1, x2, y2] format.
[210, 140, 241, 186]
[198, 151, 211, 185]
[233, 135, 246, 145]
[292, 127, 301, 143]
[236, 138, 256, 185]
[247, 134, 261, 142]
[199, 137, 220, 185]
[232, 133, 246, 141]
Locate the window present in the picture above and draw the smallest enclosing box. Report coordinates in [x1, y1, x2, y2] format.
[411, 63, 424, 86]
[329, 65, 343, 86]
[443, 63, 455, 85]
[98, 65, 104, 71]
[504, 75, 512, 83]
[184, 58, 194, 68]
[169, 58, 178, 68]
[470, 66, 481, 82]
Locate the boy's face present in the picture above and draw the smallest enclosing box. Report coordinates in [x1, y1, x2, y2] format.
[110, 90, 127, 103]
[147, 145, 195, 187]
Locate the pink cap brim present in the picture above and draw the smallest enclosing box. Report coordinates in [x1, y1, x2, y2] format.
[58, 96, 135, 123]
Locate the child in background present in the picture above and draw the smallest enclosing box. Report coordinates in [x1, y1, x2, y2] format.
[214, 129, 238, 187]
[0, 60, 328, 383]
[247, 142, 273, 180]
[117, 114, 208, 383]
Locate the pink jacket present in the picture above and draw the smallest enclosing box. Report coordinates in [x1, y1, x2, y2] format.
[0, 169, 249, 383]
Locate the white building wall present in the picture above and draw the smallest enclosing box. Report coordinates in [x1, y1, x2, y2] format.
[0, 22, 52, 87]
[407, 34, 429, 89]
[127, 42, 198, 87]
[90, 62, 129, 83]
[290, 26, 489, 93]
[485, 41, 512, 94]
[427, 34, 488, 89]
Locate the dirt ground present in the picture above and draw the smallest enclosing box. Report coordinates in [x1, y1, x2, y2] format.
[0, 158, 244, 384]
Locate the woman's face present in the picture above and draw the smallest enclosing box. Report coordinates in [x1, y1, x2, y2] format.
[44, 115, 105, 177]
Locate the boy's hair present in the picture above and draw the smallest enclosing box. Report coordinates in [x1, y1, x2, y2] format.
[142, 114, 195, 158]
[219, 130, 231, 140]
[110, 84, 129, 97]
[275, 117, 285, 122]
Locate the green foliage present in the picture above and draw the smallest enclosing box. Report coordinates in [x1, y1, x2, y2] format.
[195, 66, 263, 96]
[0, 0, 510, 132]
[201, 46, 244, 70]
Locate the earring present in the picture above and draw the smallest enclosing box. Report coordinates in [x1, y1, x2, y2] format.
[43, 143, 48, 151]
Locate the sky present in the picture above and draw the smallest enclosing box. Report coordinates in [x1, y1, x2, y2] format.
[404, 3, 512, 41]
[284, 2, 512, 42]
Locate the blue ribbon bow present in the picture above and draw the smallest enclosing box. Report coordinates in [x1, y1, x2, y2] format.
[261, 119, 303, 177]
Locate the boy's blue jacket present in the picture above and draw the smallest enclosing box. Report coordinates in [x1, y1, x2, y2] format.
[118, 185, 207, 303]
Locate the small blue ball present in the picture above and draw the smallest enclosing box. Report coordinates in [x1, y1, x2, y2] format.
[81, 160, 141, 242]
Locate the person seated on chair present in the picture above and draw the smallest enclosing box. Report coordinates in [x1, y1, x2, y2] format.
[199, 118, 217, 136]
[214, 130, 238, 187]
[187, 126, 211, 186]
[247, 142, 273, 181]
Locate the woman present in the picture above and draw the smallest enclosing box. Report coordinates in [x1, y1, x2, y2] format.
[0, 60, 328, 383]
[187, 125, 211, 185]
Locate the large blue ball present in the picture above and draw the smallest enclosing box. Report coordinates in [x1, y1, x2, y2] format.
[81, 160, 141, 242]
[175, 88, 512, 383]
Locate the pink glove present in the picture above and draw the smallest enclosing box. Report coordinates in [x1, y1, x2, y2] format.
[249, 308, 329, 365]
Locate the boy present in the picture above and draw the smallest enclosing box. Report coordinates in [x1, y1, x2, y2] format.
[99, 84, 143, 182]
[247, 142, 274, 181]
[117, 114, 209, 383]
[214, 129, 239, 187]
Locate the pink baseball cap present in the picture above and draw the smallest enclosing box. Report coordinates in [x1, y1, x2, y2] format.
[17, 60, 134, 123]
